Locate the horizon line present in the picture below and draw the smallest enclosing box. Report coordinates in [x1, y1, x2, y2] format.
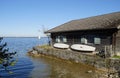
[0, 36, 48, 38]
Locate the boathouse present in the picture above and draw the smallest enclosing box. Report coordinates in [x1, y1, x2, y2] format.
[45, 12, 120, 56]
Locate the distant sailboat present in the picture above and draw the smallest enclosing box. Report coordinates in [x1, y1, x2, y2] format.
[38, 29, 41, 39]
[38, 35, 41, 39]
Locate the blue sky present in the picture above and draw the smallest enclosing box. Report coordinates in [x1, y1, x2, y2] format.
[0, 0, 120, 37]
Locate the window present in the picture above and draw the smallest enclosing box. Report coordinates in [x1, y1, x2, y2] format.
[55, 36, 67, 43]
[94, 37, 101, 44]
[63, 36, 67, 42]
[81, 37, 87, 44]
[55, 36, 60, 42]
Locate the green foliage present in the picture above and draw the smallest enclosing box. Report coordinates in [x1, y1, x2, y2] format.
[112, 55, 120, 59]
[38, 45, 52, 49]
[0, 37, 17, 74]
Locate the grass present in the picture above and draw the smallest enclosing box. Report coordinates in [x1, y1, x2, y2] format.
[112, 55, 120, 59]
[37, 45, 51, 49]
[36, 45, 55, 51]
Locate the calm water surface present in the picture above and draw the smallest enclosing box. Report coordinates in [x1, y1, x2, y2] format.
[0, 37, 97, 78]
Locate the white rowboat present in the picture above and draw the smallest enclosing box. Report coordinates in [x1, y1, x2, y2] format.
[71, 44, 96, 52]
[53, 43, 69, 49]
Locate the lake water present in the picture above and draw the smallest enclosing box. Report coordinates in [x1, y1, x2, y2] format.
[0, 37, 97, 78]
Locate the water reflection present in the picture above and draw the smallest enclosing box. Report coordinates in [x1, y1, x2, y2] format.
[1, 37, 49, 78]
[29, 55, 97, 78]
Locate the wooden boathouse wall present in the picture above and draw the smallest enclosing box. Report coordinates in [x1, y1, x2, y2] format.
[115, 29, 120, 55]
[51, 29, 117, 52]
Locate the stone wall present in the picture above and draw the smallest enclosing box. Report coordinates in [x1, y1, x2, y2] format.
[28, 46, 120, 78]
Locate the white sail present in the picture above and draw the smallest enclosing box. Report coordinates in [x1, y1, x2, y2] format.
[38, 36, 41, 39]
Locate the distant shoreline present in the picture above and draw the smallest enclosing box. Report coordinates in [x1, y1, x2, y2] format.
[2, 36, 48, 38]
[3, 37, 37, 38]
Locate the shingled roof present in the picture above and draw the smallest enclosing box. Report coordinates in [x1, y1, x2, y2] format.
[46, 12, 120, 33]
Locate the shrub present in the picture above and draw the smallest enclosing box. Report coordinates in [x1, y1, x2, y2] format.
[0, 37, 17, 74]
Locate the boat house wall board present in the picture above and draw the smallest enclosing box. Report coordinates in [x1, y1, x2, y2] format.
[51, 29, 116, 52]
[115, 29, 120, 55]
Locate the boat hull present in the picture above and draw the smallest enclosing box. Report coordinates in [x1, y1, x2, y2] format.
[71, 44, 96, 52]
[53, 43, 69, 49]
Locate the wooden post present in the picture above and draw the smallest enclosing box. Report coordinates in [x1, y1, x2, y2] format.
[104, 46, 107, 58]
[110, 45, 113, 57]
[112, 32, 117, 56]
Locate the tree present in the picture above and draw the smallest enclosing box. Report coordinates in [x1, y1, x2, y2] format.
[0, 37, 17, 74]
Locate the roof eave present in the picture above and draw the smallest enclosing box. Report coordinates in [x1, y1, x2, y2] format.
[45, 27, 117, 33]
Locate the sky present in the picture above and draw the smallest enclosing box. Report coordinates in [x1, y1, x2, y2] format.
[0, 0, 120, 37]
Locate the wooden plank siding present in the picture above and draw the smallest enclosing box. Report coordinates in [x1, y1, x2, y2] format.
[51, 29, 117, 52]
[115, 30, 120, 55]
